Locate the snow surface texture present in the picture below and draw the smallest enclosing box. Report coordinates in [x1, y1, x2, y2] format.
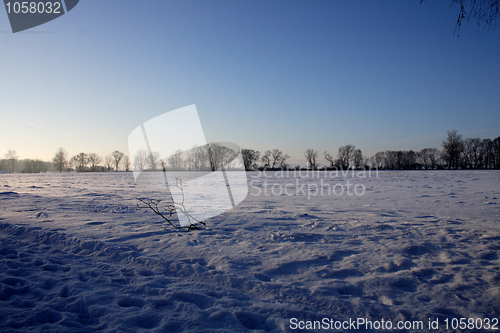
[0, 171, 499, 332]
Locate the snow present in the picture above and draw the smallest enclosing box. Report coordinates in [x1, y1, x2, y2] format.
[0, 170, 499, 332]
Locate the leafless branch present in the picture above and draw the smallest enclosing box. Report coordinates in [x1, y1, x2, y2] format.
[136, 177, 206, 231]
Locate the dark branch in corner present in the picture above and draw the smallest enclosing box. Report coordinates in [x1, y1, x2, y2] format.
[421, 0, 499, 36]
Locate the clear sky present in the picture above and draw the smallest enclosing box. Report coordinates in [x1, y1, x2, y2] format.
[1, 0, 499, 166]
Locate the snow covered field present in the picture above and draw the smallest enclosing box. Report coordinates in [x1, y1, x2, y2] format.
[0, 170, 499, 332]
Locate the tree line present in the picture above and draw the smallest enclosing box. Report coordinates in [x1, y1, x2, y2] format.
[1, 131, 499, 173]
[51, 149, 130, 173]
[366, 131, 500, 170]
[243, 131, 500, 171]
[132, 143, 242, 172]
[0, 149, 130, 174]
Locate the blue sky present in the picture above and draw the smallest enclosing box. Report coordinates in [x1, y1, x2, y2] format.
[1, 0, 499, 166]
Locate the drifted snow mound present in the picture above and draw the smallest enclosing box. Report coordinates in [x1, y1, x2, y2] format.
[0, 222, 282, 332]
[2, 217, 500, 333]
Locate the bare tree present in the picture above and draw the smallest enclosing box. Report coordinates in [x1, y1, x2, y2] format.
[242, 149, 260, 171]
[417, 148, 440, 169]
[270, 149, 283, 169]
[265, 149, 289, 169]
[208, 143, 236, 171]
[279, 153, 290, 169]
[168, 150, 184, 171]
[133, 149, 148, 172]
[368, 151, 391, 170]
[336, 145, 355, 169]
[304, 149, 318, 169]
[377, 150, 420, 170]
[482, 136, 500, 169]
[188, 145, 209, 171]
[494, 137, 500, 168]
[385, 150, 398, 170]
[261, 150, 272, 169]
[74, 153, 88, 172]
[147, 152, 162, 170]
[442, 130, 464, 169]
[23, 160, 35, 173]
[352, 149, 364, 169]
[4, 150, 18, 173]
[463, 138, 483, 169]
[324, 151, 336, 168]
[69, 156, 77, 171]
[184, 145, 210, 171]
[36, 160, 47, 173]
[427, 148, 441, 169]
[23, 159, 47, 173]
[88, 153, 102, 172]
[52, 148, 67, 173]
[416, 149, 429, 169]
[482, 139, 495, 168]
[374, 151, 386, 169]
[402, 150, 417, 170]
[112, 150, 124, 172]
[123, 155, 131, 172]
[105, 155, 114, 172]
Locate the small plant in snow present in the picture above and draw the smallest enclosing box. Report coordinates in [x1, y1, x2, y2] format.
[136, 177, 205, 231]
